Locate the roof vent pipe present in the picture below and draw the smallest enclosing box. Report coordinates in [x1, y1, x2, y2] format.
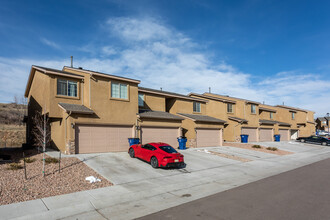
[160, 87, 162, 91]
[70, 56, 73, 68]
[209, 87, 211, 93]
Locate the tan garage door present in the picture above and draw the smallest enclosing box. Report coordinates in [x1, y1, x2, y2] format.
[279, 129, 289, 141]
[241, 128, 257, 142]
[196, 128, 222, 147]
[259, 128, 273, 142]
[141, 127, 179, 148]
[76, 125, 133, 154]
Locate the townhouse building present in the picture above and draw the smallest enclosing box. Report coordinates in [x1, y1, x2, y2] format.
[24, 65, 315, 154]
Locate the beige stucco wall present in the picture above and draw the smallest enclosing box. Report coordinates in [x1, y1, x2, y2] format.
[141, 93, 166, 111]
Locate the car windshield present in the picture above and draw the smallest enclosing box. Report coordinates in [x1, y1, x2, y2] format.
[159, 145, 178, 153]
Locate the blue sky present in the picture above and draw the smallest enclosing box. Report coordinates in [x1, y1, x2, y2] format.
[0, 0, 329, 116]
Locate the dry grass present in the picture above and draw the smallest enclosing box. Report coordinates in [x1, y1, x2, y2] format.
[0, 124, 26, 148]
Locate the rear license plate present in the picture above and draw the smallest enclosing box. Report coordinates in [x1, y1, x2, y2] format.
[174, 159, 179, 162]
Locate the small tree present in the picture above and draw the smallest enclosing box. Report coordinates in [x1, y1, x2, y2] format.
[31, 111, 51, 176]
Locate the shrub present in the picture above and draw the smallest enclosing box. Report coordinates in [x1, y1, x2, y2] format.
[252, 145, 261, 149]
[266, 147, 278, 151]
[7, 163, 23, 170]
[23, 157, 36, 163]
[44, 157, 59, 164]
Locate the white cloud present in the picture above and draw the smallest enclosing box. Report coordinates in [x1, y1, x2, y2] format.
[1, 17, 330, 117]
[40, 38, 61, 49]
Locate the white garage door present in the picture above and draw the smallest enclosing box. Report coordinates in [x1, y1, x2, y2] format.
[241, 128, 258, 142]
[76, 125, 133, 154]
[196, 128, 222, 147]
[259, 128, 273, 142]
[279, 129, 289, 141]
[141, 127, 180, 148]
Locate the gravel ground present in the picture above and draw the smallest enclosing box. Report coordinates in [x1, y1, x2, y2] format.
[223, 143, 293, 155]
[0, 149, 112, 205]
[209, 150, 252, 162]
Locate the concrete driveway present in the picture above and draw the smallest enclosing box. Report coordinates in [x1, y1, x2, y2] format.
[3, 141, 330, 220]
[67, 141, 327, 186]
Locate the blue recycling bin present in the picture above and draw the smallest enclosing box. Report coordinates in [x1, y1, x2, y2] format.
[128, 138, 140, 146]
[240, 135, 249, 143]
[274, 135, 281, 142]
[177, 137, 187, 150]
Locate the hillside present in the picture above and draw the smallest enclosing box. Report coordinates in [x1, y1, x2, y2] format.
[0, 103, 27, 148]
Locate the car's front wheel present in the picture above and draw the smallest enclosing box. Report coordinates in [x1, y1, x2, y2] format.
[150, 156, 158, 168]
[300, 139, 305, 143]
[322, 142, 327, 146]
[129, 148, 135, 158]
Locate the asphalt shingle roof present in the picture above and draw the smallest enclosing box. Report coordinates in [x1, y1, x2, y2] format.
[259, 119, 278, 125]
[139, 111, 184, 120]
[178, 113, 226, 124]
[58, 103, 94, 114]
[139, 87, 207, 102]
[228, 116, 248, 123]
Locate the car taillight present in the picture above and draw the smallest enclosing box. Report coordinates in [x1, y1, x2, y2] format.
[163, 156, 172, 159]
[180, 155, 184, 157]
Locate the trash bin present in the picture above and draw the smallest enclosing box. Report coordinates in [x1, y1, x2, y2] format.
[128, 138, 140, 146]
[177, 137, 187, 150]
[274, 135, 281, 142]
[240, 135, 249, 143]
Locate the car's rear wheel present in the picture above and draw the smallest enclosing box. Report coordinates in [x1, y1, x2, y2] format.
[322, 142, 327, 146]
[129, 148, 135, 158]
[300, 139, 305, 143]
[150, 156, 158, 168]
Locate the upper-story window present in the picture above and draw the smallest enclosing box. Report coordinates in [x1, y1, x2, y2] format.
[138, 93, 144, 107]
[270, 112, 273, 119]
[193, 102, 201, 113]
[111, 82, 128, 99]
[57, 79, 77, 97]
[251, 104, 256, 114]
[291, 112, 295, 120]
[227, 103, 234, 113]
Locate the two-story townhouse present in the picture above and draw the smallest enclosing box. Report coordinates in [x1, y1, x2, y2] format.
[316, 117, 329, 132]
[25, 65, 140, 154]
[192, 93, 262, 142]
[138, 88, 226, 148]
[275, 105, 315, 139]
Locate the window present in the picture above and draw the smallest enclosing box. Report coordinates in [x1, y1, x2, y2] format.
[111, 82, 128, 99]
[138, 93, 144, 107]
[291, 112, 295, 119]
[270, 112, 273, 119]
[57, 79, 77, 97]
[251, 104, 256, 114]
[193, 102, 201, 113]
[142, 144, 156, 151]
[227, 103, 233, 113]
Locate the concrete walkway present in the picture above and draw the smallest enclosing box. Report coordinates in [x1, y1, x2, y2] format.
[1, 142, 330, 220]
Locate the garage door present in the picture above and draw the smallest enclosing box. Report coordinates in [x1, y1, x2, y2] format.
[241, 128, 257, 142]
[196, 128, 222, 147]
[290, 130, 298, 140]
[141, 127, 179, 148]
[279, 129, 289, 141]
[76, 125, 133, 154]
[259, 128, 273, 142]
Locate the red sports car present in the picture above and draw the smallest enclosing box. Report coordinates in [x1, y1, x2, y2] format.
[128, 142, 184, 168]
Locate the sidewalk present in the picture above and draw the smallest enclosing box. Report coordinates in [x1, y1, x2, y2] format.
[1, 143, 330, 220]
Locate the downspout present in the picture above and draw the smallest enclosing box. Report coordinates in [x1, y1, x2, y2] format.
[65, 111, 72, 153]
[89, 73, 93, 108]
